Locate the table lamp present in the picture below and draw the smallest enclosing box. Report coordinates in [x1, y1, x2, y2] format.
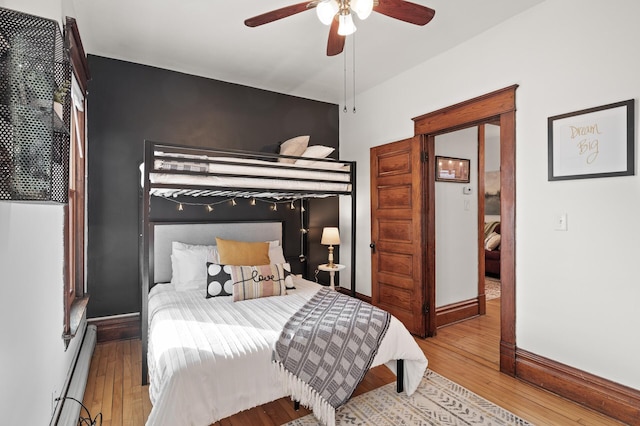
[321, 227, 340, 268]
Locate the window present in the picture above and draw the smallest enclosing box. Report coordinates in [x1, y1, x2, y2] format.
[63, 17, 90, 347]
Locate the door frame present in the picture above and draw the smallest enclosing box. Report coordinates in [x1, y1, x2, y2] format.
[413, 85, 518, 375]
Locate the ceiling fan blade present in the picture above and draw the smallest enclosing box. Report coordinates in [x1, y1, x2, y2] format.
[326, 18, 345, 56]
[245, 2, 317, 27]
[374, 0, 436, 26]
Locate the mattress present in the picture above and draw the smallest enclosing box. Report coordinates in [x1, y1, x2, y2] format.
[146, 277, 427, 426]
[154, 151, 351, 181]
[145, 152, 352, 198]
[148, 173, 351, 194]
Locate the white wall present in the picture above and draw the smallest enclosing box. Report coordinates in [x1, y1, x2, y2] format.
[435, 127, 479, 307]
[0, 1, 86, 424]
[485, 124, 500, 172]
[0, 0, 63, 21]
[340, 0, 640, 390]
[0, 203, 85, 425]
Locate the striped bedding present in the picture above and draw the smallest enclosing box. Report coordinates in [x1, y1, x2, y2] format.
[148, 173, 351, 195]
[147, 152, 352, 197]
[154, 153, 351, 180]
[146, 277, 427, 426]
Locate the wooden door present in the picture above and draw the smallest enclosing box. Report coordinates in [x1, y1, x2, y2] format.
[370, 137, 427, 336]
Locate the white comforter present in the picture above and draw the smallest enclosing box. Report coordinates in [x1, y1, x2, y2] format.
[146, 277, 427, 426]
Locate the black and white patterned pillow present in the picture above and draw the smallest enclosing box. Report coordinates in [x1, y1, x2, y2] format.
[282, 263, 295, 290]
[206, 263, 234, 298]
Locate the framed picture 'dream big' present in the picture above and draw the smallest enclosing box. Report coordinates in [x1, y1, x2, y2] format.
[435, 156, 470, 183]
[548, 99, 635, 181]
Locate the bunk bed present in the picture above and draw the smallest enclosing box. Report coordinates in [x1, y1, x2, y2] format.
[140, 140, 428, 426]
[141, 140, 357, 281]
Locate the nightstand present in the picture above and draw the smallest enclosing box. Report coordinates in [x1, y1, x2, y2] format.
[318, 263, 345, 290]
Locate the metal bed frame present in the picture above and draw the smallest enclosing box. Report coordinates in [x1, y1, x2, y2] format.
[139, 139, 357, 384]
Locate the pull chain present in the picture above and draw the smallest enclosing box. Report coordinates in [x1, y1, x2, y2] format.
[352, 33, 356, 113]
[341, 36, 357, 113]
[343, 42, 348, 113]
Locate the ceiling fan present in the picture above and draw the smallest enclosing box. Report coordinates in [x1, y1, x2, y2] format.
[244, 0, 435, 56]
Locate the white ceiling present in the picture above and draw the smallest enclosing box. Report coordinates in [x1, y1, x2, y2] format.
[70, 0, 544, 104]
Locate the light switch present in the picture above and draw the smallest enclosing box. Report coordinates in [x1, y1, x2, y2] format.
[464, 200, 470, 211]
[555, 213, 568, 231]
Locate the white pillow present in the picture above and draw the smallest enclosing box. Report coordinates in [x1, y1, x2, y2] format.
[169, 254, 180, 285]
[303, 160, 347, 169]
[484, 232, 501, 251]
[295, 145, 335, 166]
[171, 242, 219, 291]
[269, 245, 286, 264]
[172, 241, 219, 263]
[278, 136, 310, 163]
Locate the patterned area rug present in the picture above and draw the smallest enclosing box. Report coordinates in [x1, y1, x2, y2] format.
[283, 369, 533, 426]
[485, 276, 501, 301]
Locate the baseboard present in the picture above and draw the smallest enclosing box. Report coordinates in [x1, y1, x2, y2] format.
[337, 287, 372, 304]
[88, 313, 140, 342]
[436, 298, 480, 327]
[516, 348, 640, 425]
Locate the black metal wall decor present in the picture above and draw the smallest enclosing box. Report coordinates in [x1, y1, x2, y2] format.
[0, 7, 71, 202]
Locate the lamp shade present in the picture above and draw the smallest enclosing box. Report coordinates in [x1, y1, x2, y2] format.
[316, 0, 339, 25]
[321, 227, 340, 245]
[351, 0, 374, 20]
[337, 13, 357, 36]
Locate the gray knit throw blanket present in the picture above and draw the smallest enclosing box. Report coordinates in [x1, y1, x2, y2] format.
[273, 288, 391, 426]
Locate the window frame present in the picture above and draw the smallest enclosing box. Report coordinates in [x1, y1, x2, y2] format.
[63, 17, 90, 347]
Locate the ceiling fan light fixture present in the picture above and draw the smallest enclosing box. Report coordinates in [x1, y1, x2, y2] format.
[350, 0, 374, 20]
[337, 12, 357, 36]
[316, 0, 340, 25]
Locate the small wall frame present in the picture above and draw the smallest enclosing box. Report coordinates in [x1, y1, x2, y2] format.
[435, 156, 470, 183]
[548, 99, 635, 181]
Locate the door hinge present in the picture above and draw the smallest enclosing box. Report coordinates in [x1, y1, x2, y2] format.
[423, 303, 429, 314]
[422, 152, 428, 162]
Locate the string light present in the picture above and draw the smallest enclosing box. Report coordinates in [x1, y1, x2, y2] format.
[162, 195, 310, 266]
[299, 198, 307, 262]
[160, 196, 306, 212]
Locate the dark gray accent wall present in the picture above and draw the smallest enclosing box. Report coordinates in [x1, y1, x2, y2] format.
[86, 55, 339, 318]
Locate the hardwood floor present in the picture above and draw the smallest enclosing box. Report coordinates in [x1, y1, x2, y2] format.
[83, 298, 623, 425]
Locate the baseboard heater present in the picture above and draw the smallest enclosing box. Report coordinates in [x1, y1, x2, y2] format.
[53, 324, 97, 425]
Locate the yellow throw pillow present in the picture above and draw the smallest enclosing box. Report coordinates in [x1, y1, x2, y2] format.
[215, 238, 270, 265]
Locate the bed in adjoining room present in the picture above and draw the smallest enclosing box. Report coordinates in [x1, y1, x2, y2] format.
[140, 141, 428, 426]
